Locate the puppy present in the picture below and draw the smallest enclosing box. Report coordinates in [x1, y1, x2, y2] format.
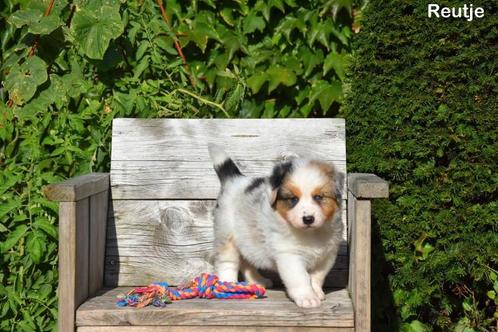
[208, 144, 344, 308]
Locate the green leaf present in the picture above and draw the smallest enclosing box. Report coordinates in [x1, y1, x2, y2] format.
[4, 56, 48, 105]
[70, 1, 124, 59]
[9, 9, 43, 28]
[34, 218, 57, 240]
[26, 232, 46, 264]
[462, 300, 472, 312]
[219, 28, 246, 60]
[29, 15, 61, 35]
[220, 8, 235, 26]
[247, 72, 267, 94]
[323, 52, 349, 80]
[266, 67, 296, 93]
[405, 320, 430, 332]
[300, 47, 323, 77]
[487, 290, 496, 300]
[309, 80, 342, 112]
[243, 12, 266, 34]
[1, 225, 28, 252]
[276, 16, 306, 42]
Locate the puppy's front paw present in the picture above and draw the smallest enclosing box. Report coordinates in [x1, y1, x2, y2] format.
[311, 282, 325, 300]
[290, 289, 322, 308]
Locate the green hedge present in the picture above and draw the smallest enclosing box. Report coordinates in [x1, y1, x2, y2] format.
[342, 0, 498, 330]
[0, 0, 355, 330]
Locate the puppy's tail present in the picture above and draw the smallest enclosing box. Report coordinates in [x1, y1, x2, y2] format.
[208, 143, 243, 183]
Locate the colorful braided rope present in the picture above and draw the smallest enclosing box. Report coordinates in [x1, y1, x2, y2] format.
[116, 273, 267, 308]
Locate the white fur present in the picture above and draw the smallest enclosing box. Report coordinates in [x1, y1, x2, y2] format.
[210, 149, 343, 308]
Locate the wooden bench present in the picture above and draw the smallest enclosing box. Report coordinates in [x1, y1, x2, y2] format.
[45, 118, 388, 332]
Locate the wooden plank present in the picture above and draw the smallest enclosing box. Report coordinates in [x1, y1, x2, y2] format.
[347, 193, 371, 332]
[89, 190, 109, 297]
[110, 118, 346, 200]
[44, 173, 109, 202]
[111, 160, 347, 200]
[348, 173, 389, 199]
[104, 200, 348, 288]
[111, 118, 346, 161]
[59, 198, 90, 332]
[78, 326, 354, 332]
[76, 288, 354, 328]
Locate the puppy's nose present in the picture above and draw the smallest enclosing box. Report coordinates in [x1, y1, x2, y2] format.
[302, 215, 315, 225]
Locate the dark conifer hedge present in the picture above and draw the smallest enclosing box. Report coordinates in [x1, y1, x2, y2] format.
[343, 0, 497, 330]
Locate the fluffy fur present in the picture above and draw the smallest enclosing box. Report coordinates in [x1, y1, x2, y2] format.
[208, 144, 344, 308]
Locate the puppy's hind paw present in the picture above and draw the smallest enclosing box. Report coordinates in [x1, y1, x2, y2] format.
[246, 276, 273, 288]
[256, 277, 273, 289]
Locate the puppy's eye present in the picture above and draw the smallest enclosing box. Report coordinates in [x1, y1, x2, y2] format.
[289, 196, 299, 205]
[313, 195, 323, 202]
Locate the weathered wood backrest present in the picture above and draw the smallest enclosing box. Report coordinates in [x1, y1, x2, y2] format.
[106, 118, 348, 287]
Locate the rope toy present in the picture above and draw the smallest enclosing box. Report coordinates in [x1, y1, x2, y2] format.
[116, 273, 266, 308]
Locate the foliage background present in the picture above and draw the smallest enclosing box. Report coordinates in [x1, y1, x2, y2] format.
[342, 0, 497, 331]
[0, 0, 354, 330]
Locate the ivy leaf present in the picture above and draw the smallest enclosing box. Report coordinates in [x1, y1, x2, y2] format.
[266, 67, 296, 93]
[276, 16, 306, 42]
[243, 12, 266, 34]
[4, 56, 48, 105]
[309, 80, 342, 112]
[323, 52, 349, 80]
[219, 28, 246, 60]
[1, 225, 28, 252]
[70, 1, 124, 60]
[320, 0, 353, 20]
[247, 72, 267, 94]
[300, 47, 323, 77]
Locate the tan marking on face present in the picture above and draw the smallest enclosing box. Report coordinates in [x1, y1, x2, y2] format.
[309, 160, 335, 178]
[274, 180, 302, 222]
[310, 176, 338, 222]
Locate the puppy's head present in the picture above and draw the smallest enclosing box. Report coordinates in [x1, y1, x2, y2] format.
[270, 159, 343, 230]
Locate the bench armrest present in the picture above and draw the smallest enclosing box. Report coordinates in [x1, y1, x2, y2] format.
[43, 172, 109, 202]
[44, 173, 110, 332]
[347, 173, 389, 332]
[348, 173, 389, 199]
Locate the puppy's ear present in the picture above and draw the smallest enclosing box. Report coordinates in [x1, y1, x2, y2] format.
[268, 161, 292, 205]
[269, 161, 292, 189]
[334, 171, 345, 201]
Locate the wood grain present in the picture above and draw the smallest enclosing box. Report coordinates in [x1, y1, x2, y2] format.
[111, 160, 347, 200]
[44, 173, 109, 202]
[78, 327, 354, 332]
[348, 173, 389, 199]
[89, 190, 109, 297]
[347, 192, 371, 332]
[104, 200, 348, 288]
[111, 118, 346, 161]
[59, 199, 90, 332]
[76, 288, 354, 328]
[110, 118, 347, 200]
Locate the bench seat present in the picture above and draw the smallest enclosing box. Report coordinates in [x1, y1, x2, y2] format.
[76, 288, 354, 331]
